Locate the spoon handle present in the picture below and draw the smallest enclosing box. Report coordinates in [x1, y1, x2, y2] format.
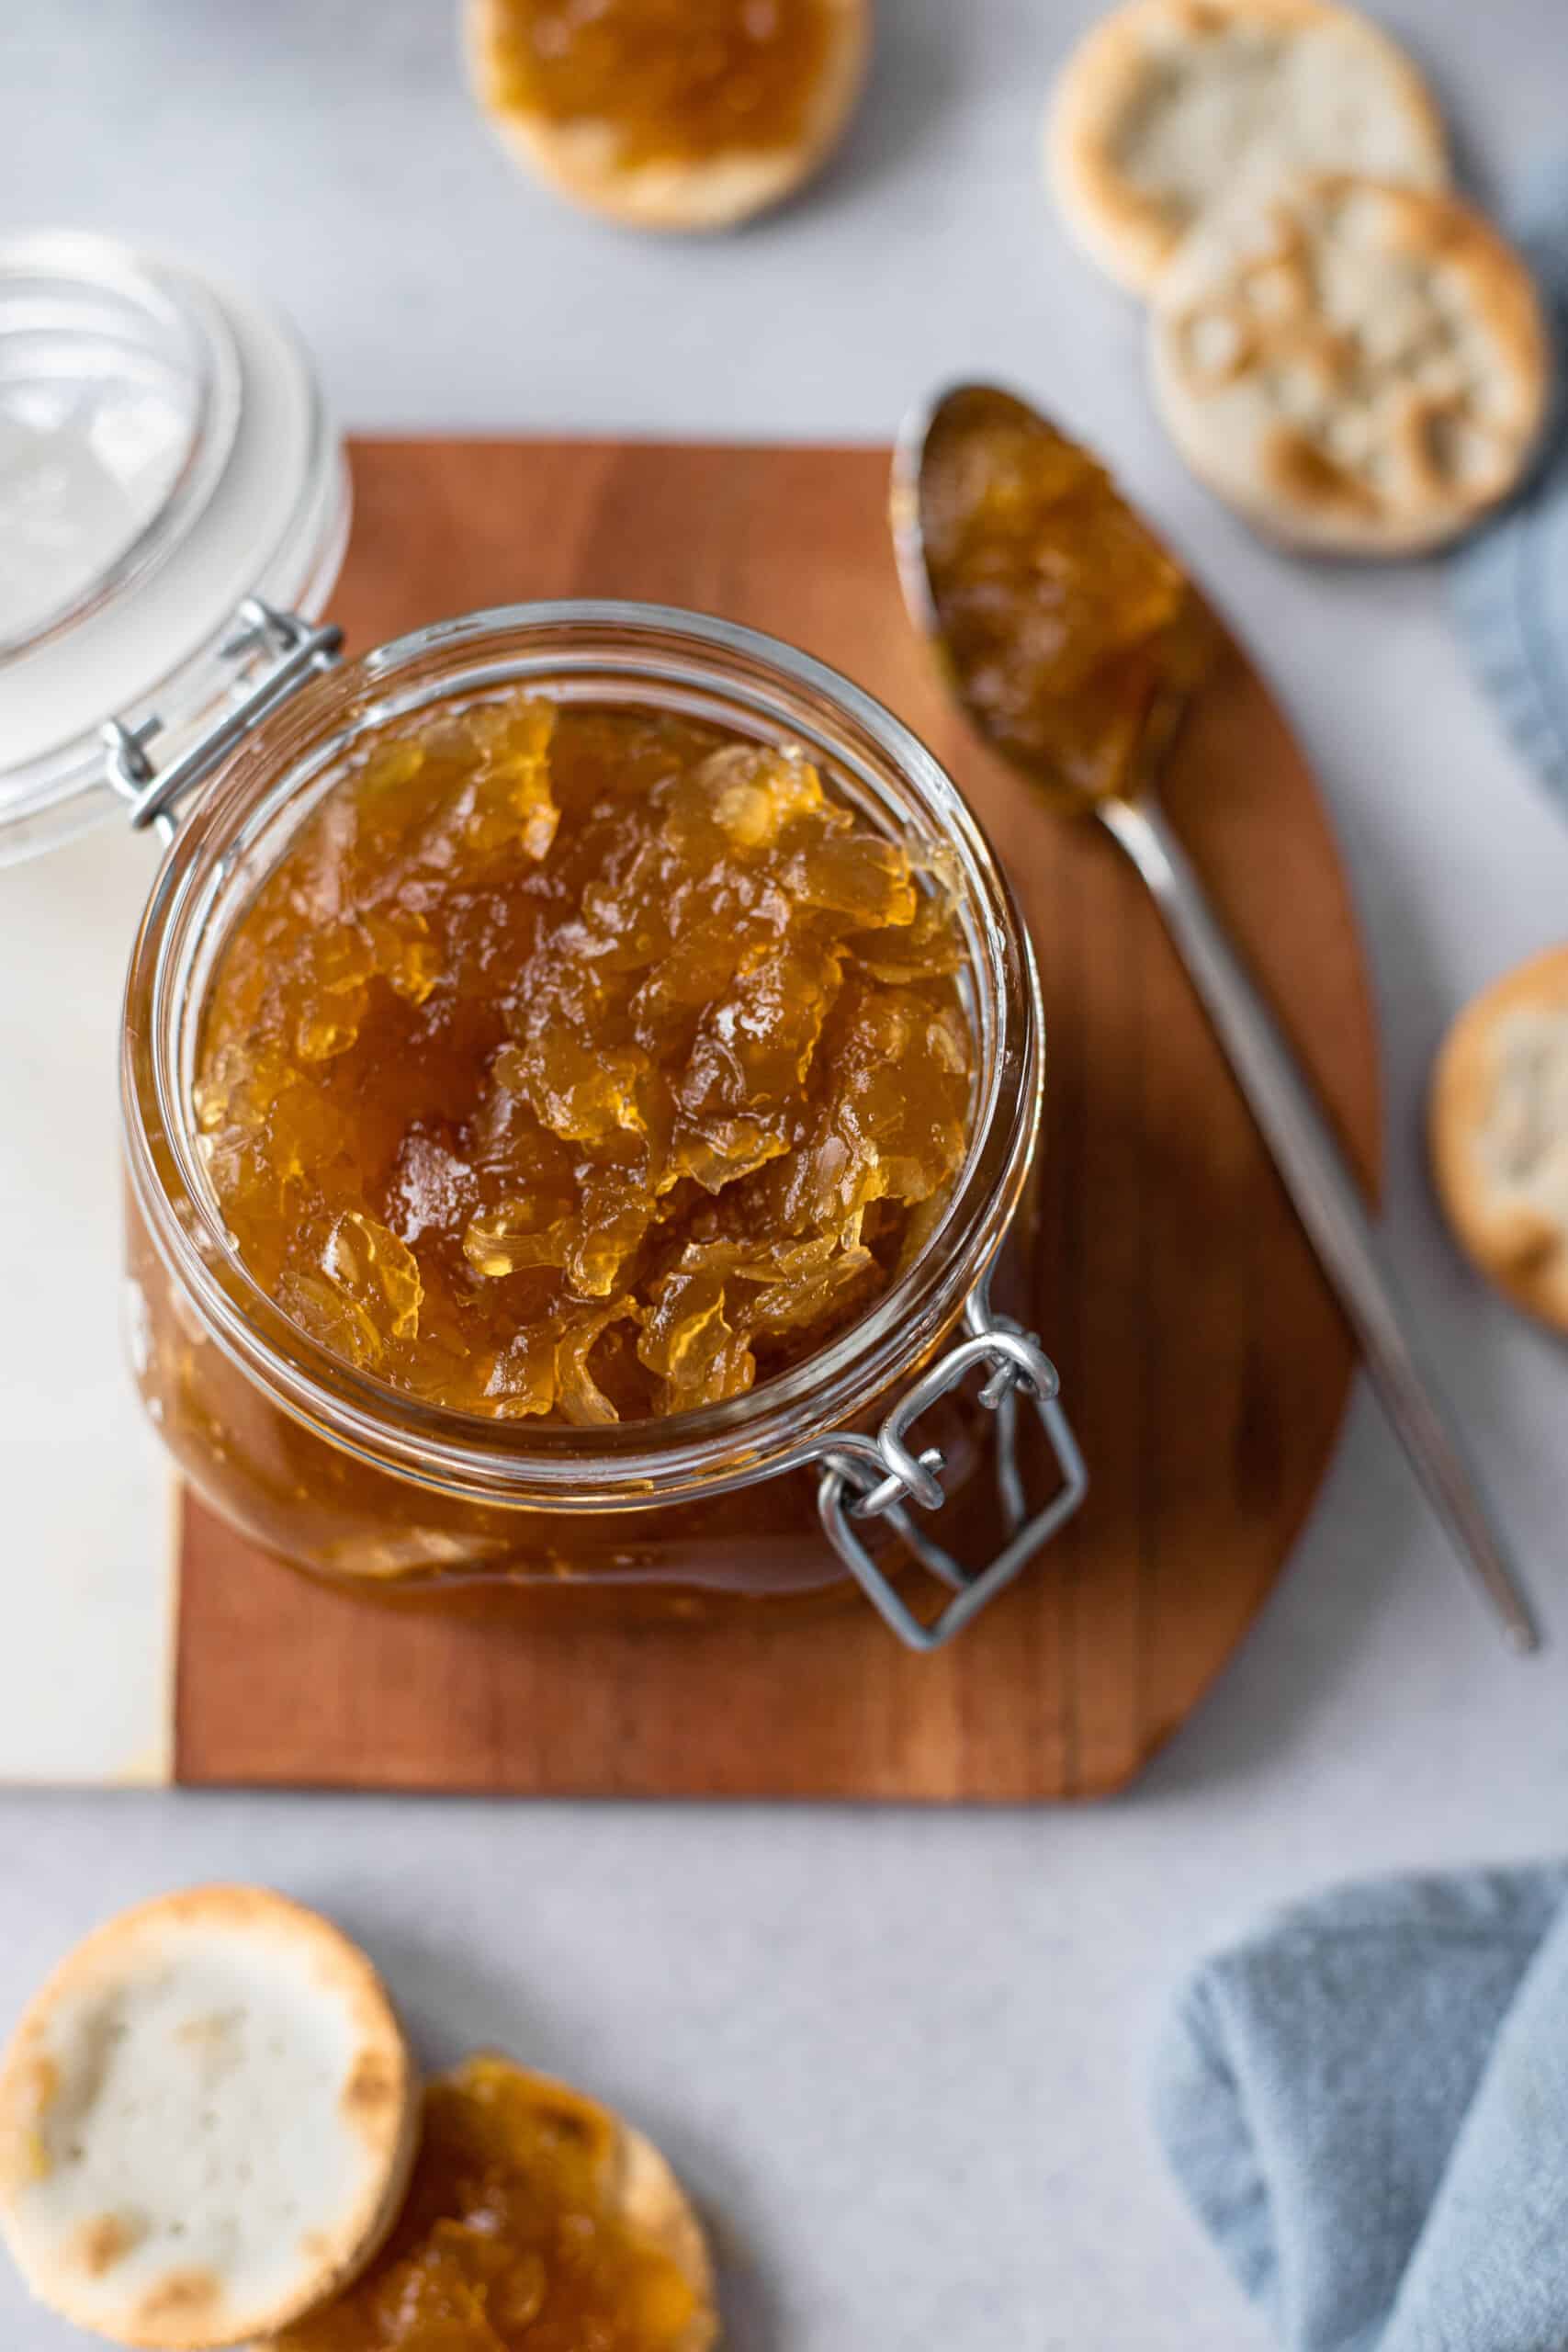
[1097, 791, 1538, 1654]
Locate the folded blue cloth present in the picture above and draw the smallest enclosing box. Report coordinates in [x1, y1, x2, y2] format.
[1450, 158, 1568, 812]
[1154, 1866, 1568, 2352]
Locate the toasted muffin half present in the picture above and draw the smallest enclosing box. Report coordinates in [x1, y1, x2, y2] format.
[273, 2053, 718, 2352]
[0, 1887, 418, 2349]
[467, 0, 872, 232]
[1046, 0, 1447, 296]
[1149, 175, 1550, 555]
[1430, 945, 1568, 1336]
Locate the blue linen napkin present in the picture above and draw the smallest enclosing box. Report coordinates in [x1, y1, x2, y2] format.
[1450, 159, 1568, 811]
[1154, 1866, 1568, 2352]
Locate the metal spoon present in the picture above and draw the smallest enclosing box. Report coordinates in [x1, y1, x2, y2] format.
[893, 381, 1539, 1654]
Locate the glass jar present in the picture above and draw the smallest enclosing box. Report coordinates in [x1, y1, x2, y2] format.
[120, 602, 1085, 1647]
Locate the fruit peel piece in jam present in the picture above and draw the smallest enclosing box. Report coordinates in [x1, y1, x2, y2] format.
[463, 1199, 576, 1279]
[320, 1211, 423, 1345]
[556, 1296, 643, 1427]
[480, 1324, 559, 1420]
[276, 1269, 387, 1371]
[663, 741, 830, 856]
[782, 831, 918, 927]
[493, 1033, 647, 1148]
[566, 1168, 658, 1298]
[365, 908, 440, 1005]
[457, 695, 560, 859]
[637, 1263, 754, 1410]
[677, 935, 846, 1134]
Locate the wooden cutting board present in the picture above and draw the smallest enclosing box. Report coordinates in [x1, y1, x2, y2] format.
[175, 435, 1380, 1801]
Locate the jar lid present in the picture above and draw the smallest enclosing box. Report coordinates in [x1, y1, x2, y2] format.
[0, 232, 348, 864]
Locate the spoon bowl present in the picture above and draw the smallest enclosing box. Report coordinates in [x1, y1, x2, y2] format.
[893, 380, 1213, 815]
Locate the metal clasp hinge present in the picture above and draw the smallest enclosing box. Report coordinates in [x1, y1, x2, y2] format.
[805, 1293, 1088, 1651]
[102, 599, 344, 844]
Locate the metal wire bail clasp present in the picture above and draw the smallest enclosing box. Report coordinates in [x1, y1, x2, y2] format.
[102, 599, 344, 844]
[810, 1287, 1088, 1651]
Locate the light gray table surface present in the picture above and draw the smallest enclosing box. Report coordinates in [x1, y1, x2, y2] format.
[5, 3, 1568, 2346]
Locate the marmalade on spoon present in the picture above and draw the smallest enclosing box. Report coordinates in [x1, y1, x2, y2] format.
[480, 0, 839, 168]
[195, 697, 973, 1425]
[918, 390, 1218, 805]
[274, 2056, 709, 2352]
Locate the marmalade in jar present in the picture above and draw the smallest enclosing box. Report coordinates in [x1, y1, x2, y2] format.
[479, 0, 840, 169]
[275, 2056, 713, 2352]
[918, 388, 1218, 804]
[194, 698, 974, 1426]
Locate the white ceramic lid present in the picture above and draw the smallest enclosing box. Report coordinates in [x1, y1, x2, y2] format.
[0, 232, 348, 864]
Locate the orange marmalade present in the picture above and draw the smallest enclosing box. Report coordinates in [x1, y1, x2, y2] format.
[480, 0, 838, 167]
[194, 697, 973, 1426]
[275, 2058, 709, 2352]
[919, 390, 1217, 804]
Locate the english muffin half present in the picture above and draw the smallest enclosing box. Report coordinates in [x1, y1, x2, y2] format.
[0, 1887, 418, 2349]
[1430, 945, 1568, 1336]
[273, 2053, 718, 2352]
[1046, 0, 1447, 297]
[1149, 175, 1551, 554]
[466, 0, 872, 232]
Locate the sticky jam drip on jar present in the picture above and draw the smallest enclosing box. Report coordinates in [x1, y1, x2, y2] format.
[919, 391, 1218, 804]
[483, 0, 838, 167]
[194, 696, 975, 1425]
[273, 2057, 705, 2352]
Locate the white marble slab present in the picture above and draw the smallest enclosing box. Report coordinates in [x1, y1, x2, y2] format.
[0, 820, 172, 1785]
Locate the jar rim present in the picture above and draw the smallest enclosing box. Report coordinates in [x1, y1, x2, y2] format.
[123, 600, 1043, 1510]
